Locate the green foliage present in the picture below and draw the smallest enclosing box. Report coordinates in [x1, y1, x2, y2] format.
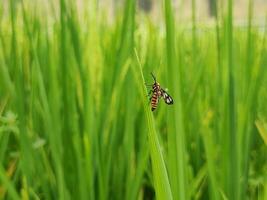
[0, 0, 267, 199]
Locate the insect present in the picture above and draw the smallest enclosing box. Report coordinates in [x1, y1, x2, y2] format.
[147, 73, 174, 111]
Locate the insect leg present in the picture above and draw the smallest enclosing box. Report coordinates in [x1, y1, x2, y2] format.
[147, 91, 153, 105]
[147, 90, 153, 96]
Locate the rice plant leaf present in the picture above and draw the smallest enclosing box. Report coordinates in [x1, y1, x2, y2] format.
[255, 119, 267, 145]
[134, 49, 173, 200]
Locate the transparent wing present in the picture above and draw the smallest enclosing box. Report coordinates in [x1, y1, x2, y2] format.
[161, 89, 174, 105]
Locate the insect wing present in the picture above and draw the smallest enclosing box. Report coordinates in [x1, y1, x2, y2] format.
[161, 89, 174, 105]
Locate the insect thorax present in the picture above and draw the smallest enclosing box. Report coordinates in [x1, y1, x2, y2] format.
[153, 83, 161, 91]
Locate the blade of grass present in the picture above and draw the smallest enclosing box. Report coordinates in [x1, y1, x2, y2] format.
[0, 164, 20, 200]
[226, 0, 238, 199]
[255, 119, 267, 145]
[134, 48, 173, 200]
[164, 0, 188, 199]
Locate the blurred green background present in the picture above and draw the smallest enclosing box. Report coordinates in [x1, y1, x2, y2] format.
[0, 0, 267, 199]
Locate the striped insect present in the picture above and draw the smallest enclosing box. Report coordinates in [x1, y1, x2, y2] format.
[147, 73, 174, 111]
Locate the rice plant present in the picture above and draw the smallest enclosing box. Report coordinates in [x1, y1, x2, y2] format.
[0, 0, 266, 199]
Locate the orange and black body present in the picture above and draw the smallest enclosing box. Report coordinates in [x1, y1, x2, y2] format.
[151, 82, 162, 111]
[148, 73, 173, 111]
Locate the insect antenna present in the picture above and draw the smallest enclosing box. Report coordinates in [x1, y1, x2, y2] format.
[151, 72, 157, 83]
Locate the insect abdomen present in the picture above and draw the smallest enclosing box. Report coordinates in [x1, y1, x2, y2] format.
[151, 92, 158, 111]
